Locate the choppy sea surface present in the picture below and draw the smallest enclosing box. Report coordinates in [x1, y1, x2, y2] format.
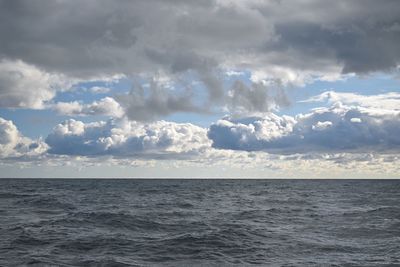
[0, 179, 399, 266]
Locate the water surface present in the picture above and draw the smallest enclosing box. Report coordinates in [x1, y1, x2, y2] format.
[0, 179, 399, 266]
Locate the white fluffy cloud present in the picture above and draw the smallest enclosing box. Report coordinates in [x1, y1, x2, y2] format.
[45, 90, 400, 159]
[208, 100, 400, 153]
[302, 91, 400, 111]
[208, 114, 296, 151]
[45, 119, 210, 157]
[1, 111, 399, 177]
[0, 60, 67, 109]
[0, 117, 47, 158]
[53, 97, 124, 118]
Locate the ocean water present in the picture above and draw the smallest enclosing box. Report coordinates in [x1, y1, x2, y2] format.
[0, 179, 399, 266]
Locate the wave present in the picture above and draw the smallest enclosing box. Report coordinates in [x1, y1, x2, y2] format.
[1, 179, 400, 266]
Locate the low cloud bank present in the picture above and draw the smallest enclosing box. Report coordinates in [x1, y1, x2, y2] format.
[208, 102, 400, 153]
[45, 119, 210, 157]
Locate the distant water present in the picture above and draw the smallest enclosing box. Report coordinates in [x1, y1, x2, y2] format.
[0, 179, 399, 266]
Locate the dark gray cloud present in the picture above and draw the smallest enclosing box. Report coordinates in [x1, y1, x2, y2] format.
[1, 0, 399, 113]
[255, 0, 400, 73]
[115, 79, 206, 121]
[2, 0, 397, 76]
[227, 80, 290, 115]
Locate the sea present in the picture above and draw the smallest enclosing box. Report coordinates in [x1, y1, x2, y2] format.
[0, 179, 399, 266]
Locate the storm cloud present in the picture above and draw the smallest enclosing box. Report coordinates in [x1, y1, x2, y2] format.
[1, 0, 400, 113]
[1, 0, 399, 77]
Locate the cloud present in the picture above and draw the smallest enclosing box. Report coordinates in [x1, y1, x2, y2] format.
[208, 114, 296, 151]
[226, 80, 290, 116]
[116, 76, 291, 121]
[48, 90, 400, 158]
[89, 86, 111, 94]
[115, 79, 205, 121]
[208, 101, 400, 153]
[3, 0, 398, 78]
[0, 114, 398, 177]
[0, 59, 67, 109]
[0, 117, 47, 158]
[45, 119, 210, 157]
[1, 1, 400, 117]
[302, 91, 400, 111]
[53, 97, 124, 118]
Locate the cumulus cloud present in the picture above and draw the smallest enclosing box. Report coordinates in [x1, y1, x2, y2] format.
[0, 117, 47, 158]
[0, 114, 398, 177]
[1, 0, 400, 177]
[302, 91, 400, 111]
[47, 90, 400, 158]
[1, 1, 400, 117]
[208, 102, 400, 153]
[208, 114, 296, 151]
[45, 119, 210, 157]
[0, 59, 67, 109]
[53, 97, 124, 118]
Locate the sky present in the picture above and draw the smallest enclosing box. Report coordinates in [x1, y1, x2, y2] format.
[0, 0, 400, 178]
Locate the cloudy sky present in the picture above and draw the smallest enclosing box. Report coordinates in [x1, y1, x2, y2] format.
[1, 0, 400, 178]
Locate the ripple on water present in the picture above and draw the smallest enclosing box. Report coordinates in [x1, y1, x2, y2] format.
[0, 179, 399, 266]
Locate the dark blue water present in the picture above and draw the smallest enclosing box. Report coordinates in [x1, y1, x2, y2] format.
[0, 179, 399, 266]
